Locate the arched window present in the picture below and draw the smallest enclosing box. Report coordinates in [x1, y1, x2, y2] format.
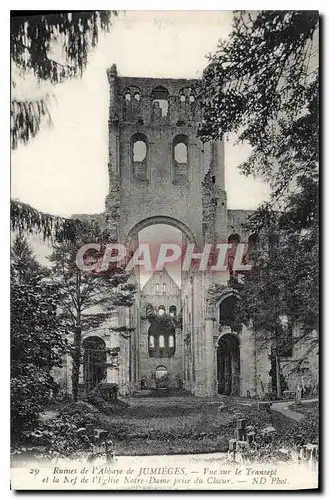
[173, 135, 188, 163]
[169, 305, 177, 318]
[174, 142, 188, 163]
[179, 87, 196, 104]
[152, 86, 169, 118]
[148, 317, 176, 359]
[158, 305, 165, 316]
[124, 86, 141, 101]
[131, 133, 148, 180]
[228, 233, 241, 245]
[173, 135, 189, 183]
[163, 283, 166, 294]
[133, 141, 146, 162]
[156, 283, 159, 293]
[217, 294, 240, 332]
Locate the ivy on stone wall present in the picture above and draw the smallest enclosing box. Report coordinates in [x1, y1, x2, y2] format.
[105, 155, 120, 240]
[201, 169, 217, 240]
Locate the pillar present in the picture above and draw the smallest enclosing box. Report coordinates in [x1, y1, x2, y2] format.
[240, 322, 257, 397]
[106, 348, 120, 385]
[191, 271, 216, 397]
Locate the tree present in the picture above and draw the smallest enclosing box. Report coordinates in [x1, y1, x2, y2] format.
[11, 235, 67, 439]
[11, 11, 117, 239]
[197, 11, 319, 392]
[11, 11, 117, 149]
[197, 10, 318, 232]
[48, 233, 135, 401]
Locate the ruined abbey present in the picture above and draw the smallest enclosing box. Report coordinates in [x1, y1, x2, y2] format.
[53, 64, 318, 400]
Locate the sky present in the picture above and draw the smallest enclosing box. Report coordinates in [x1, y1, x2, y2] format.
[11, 10, 270, 218]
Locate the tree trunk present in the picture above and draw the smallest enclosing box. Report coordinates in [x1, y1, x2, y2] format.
[72, 324, 82, 402]
[275, 339, 282, 399]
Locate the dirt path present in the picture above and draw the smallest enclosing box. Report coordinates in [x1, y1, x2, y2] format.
[271, 398, 318, 422]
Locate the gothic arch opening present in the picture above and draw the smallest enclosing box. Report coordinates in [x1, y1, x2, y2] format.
[82, 336, 106, 393]
[216, 292, 240, 328]
[217, 333, 240, 395]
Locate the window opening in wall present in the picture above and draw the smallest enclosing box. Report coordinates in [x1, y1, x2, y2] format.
[134, 92, 140, 101]
[169, 305, 177, 317]
[179, 87, 196, 104]
[133, 140, 147, 162]
[212, 175, 216, 184]
[173, 135, 189, 184]
[228, 233, 241, 245]
[169, 335, 174, 348]
[152, 86, 169, 117]
[156, 283, 159, 294]
[158, 305, 165, 316]
[163, 283, 166, 294]
[131, 133, 148, 181]
[159, 335, 165, 348]
[149, 335, 155, 349]
[174, 142, 188, 163]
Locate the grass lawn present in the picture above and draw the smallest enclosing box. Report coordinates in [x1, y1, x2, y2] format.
[14, 394, 318, 459]
[76, 397, 280, 456]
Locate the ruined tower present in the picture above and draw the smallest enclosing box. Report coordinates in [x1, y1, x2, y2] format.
[105, 63, 227, 247]
[105, 64, 229, 396]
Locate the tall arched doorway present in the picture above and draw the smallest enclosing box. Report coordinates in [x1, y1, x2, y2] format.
[155, 365, 168, 389]
[82, 336, 106, 393]
[217, 333, 240, 396]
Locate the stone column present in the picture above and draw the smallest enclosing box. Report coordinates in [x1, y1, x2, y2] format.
[192, 271, 216, 397]
[105, 347, 120, 385]
[240, 322, 257, 397]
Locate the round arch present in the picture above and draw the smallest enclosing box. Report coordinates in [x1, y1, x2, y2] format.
[217, 330, 240, 345]
[125, 215, 197, 246]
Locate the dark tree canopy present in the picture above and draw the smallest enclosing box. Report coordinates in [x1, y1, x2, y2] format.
[11, 236, 67, 437]
[11, 11, 118, 241]
[198, 10, 319, 230]
[199, 11, 319, 375]
[11, 11, 117, 149]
